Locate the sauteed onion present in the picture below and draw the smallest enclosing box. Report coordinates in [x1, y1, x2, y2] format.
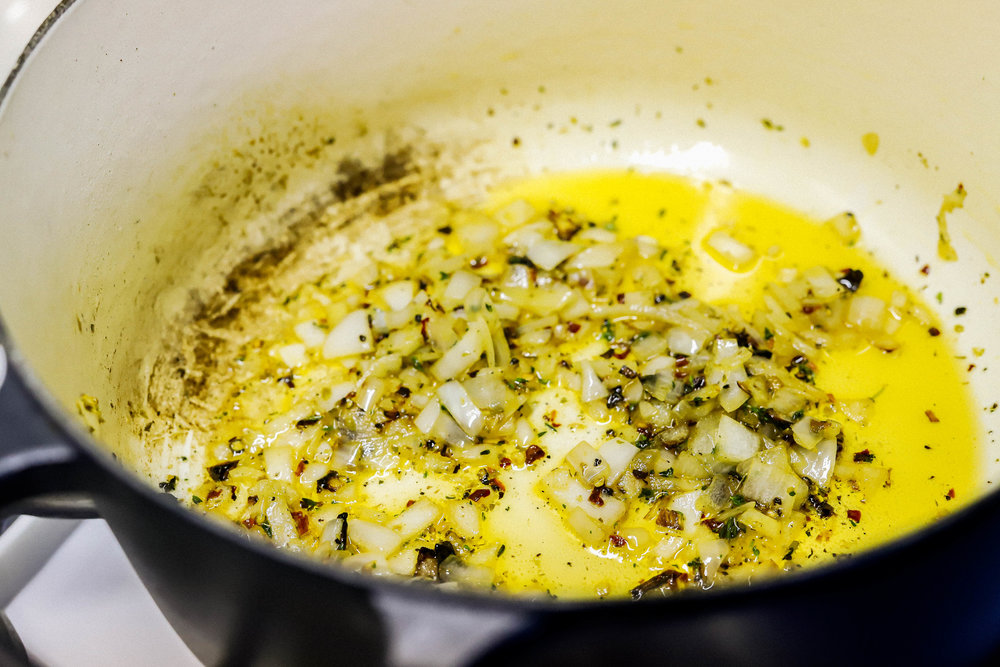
[144, 168, 974, 598]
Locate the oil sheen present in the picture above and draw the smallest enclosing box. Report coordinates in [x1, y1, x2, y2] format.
[477, 170, 978, 596]
[183, 169, 979, 599]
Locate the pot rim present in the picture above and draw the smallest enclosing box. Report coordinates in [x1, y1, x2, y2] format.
[2, 0, 998, 616]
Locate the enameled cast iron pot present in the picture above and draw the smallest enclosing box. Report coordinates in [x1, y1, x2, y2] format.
[5, 2, 1000, 664]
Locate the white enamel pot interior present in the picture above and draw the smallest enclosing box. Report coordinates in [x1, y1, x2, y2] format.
[3, 0, 1000, 662]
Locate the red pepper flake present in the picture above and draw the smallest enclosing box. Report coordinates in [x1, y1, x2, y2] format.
[853, 449, 875, 463]
[406, 499, 416, 507]
[568, 322, 581, 333]
[247, 495, 259, 505]
[470, 256, 489, 268]
[928, 327, 941, 337]
[920, 264, 931, 275]
[206, 488, 223, 501]
[420, 317, 430, 342]
[295, 459, 307, 476]
[675, 357, 690, 368]
[468, 489, 491, 502]
[291, 511, 309, 536]
[609, 534, 627, 548]
[925, 409, 940, 423]
[588, 487, 605, 507]
[847, 509, 862, 523]
[499, 456, 512, 469]
[525, 444, 546, 465]
[946, 488, 956, 500]
[242, 518, 257, 529]
[801, 304, 818, 314]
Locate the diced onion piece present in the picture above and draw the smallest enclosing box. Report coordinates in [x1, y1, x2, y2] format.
[566, 244, 622, 269]
[299, 462, 329, 486]
[791, 416, 825, 449]
[739, 507, 781, 538]
[697, 538, 729, 579]
[390, 499, 442, 541]
[447, 500, 482, 538]
[715, 415, 760, 463]
[617, 527, 653, 552]
[835, 461, 890, 493]
[846, 295, 887, 331]
[789, 439, 837, 488]
[431, 327, 485, 381]
[323, 309, 373, 359]
[565, 441, 610, 487]
[437, 381, 484, 436]
[669, 491, 703, 535]
[439, 556, 494, 587]
[276, 343, 308, 368]
[543, 469, 627, 525]
[380, 280, 415, 311]
[263, 445, 295, 482]
[319, 381, 356, 411]
[349, 518, 404, 555]
[493, 199, 536, 229]
[567, 508, 609, 545]
[825, 211, 861, 245]
[580, 361, 609, 402]
[295, 321, 327, 348]
[512, 418, 534, 447]
[386, 549, 419, 577]
[356, 378, 385, 413]
[666, 326, 703, 356]
[443, 270, 482, 306]
[463, 369, 510, 411]
[264, 502, 298, 547]
[718, 384, 750, 412]
[802, 266, 842, 300]
[688, 418, 717, 456]
[456, 217, 501, 254]
[527, 238, 580, 271]
[652, 536, 688, 561]
[741, 458, 808, 509]
[598, 438, 640, 485]
[703, 230, 758, 272]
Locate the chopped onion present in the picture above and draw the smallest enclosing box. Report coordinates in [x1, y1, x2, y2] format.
[380, 280, 416, 311]
[714, 415, 760, 463]
[566, 441, 610, 486]
[323, 309, 373, 359]
[443, 270, 483, 306]
[431, 327, 485, 381]
[390, 499, 443, 541]
[668, 491, 703, 534]
[566, 243, 622, 269]
[527, 238, 580, 271]
[437, 381, 484, 436]
[294, 321, 327, 348]
[599, 438, 640, 485]
[349, 518, 404, 555]
[263, 445, 295, 482]
[276, 343, 308, 369]
[580, 361, 609, 402]
[789, 439, 837, 487]
[704, 230, 758, 272]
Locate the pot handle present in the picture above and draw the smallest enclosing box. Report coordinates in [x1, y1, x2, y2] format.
[0, 347, 99, 520]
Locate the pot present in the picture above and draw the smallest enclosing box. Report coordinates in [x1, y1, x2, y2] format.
[4, 1, 1000, 664]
